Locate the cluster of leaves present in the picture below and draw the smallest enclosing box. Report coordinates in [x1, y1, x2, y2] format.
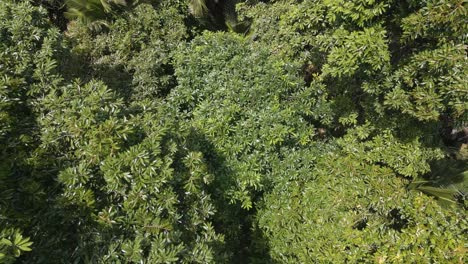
[29, 81, 225, 262]
[0, 229, 32, 263]
[0, 1, 63, 261]
[257, 125, 466, 263]
[66, 1, 189, 99]
[240, 0, 467, 122]
[0, 0, 467, 263]
[1, 1, 225, 262]
[0, 0, 63, 161]
[171, 32, 333, 209]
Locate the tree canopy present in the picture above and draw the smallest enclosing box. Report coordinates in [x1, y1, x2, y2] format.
[0, 0, 467, 263]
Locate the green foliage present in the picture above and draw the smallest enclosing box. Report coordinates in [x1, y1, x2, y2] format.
[26, 80, 225, 263]
[237, 0, 468, 262]
[66, 2, 189, 99]
[171, 32, 333, 209]
[323, 0, 389, 27]
[32, 0, 69, 30]
[257, 148, 467, 263]
[189, 0, 209, 17]
[189, 0, 249, 32]
[382, 43, 467, 121]
[0, 2, 63, 261]
[321, 26, 390, 78]
[410, 158, 468, 206]
[240, 0, 467, 122]
[1, 0, 467, 263]
[0, 0, 63, 146]
[0, 229, 33, 263]
[65, 0, 128, 28]
[401, 0, 467, 42]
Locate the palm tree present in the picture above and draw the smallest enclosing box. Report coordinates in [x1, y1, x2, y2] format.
[64, 0, 127, 28]
[189, 0, 210, 18]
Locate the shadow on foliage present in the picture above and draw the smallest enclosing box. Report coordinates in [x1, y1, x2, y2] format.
[184, 129, 277, 263]
[32, 0, 69, 31]
[58, 45, 135, 103]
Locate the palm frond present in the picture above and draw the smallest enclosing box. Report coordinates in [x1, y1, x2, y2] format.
[410, 158, 467, 206]
[189, 0, 209, 18]
[64, 0, 127, 28]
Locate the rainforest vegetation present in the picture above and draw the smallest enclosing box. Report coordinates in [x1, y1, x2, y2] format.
[0, 0, 467, 263]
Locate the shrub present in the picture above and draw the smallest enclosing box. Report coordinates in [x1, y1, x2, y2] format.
[66, 1, 190, 100]
[25, 80, 225, 263]
[256, 125, 466, 263]
[0, 1, 62, 261]
[171, 32, 333, 209]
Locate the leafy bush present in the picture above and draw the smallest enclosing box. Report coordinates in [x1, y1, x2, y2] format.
[0, 2, 62, 262]
[0, 0, 63, 156]
[234, 0, 468, 262]
[24, 80, 226, 263]
[66, 1, 189, 99]
[171, 32, 333, 209]
[256, 125, 466, 263]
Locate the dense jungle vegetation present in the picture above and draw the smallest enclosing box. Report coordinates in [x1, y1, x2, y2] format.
[0, 0, 467, 263]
